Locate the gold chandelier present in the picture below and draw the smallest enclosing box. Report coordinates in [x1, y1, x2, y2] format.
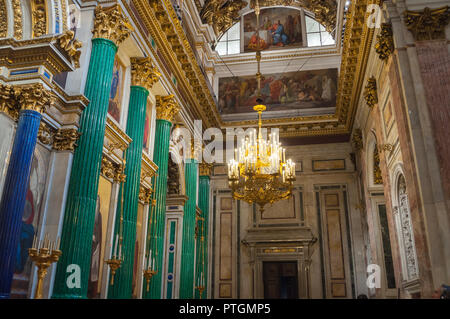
[227, 1, 295, 213]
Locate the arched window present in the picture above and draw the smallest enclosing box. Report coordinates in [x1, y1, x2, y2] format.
[305, 15, 335, 47]
[395, 174, 419, 281]
[215, 22, 241, 56]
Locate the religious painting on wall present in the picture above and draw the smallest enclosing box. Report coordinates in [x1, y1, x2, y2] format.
[143, 100, 152, 153]
[108, 57, 126, 124]
[87, 176, 113, 299]
[243, 7, 303, 52]
[218, 68, 338, 115]
[10, 145, 51, 298]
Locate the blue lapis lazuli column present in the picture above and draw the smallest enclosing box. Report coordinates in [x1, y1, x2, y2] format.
[0, 109, 42, 299]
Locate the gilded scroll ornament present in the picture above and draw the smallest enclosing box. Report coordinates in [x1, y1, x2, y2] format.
[139, 185, 153, 204]
[375, 23, 394, 61]
[38, 122, 53, 145]
[114, 164, 126, 183]
[52, 128, 81, 151]
[199, 162, 213, 176]
[0, 0, 7, 38]
[101, 157, 116, 180]
[0, 84, 19, 120]
[200, 0, 247, 36]
[155, 95, 180, 122]
[352, 128, 363, 152]
[13, 0, 22, 39]
[56, 30, 83, 68]
[92, 4, 134, 47]
[404, 6, 450, 41]
[31, 0, 48, 38]
[130, 57, 161, 91]
[14, 83, 54, 114]
[363, 76, 377, 109]
[373, 144, 382, 184]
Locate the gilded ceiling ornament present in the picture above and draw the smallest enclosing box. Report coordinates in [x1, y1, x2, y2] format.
[375, 23, 394, 61]
[38, 122, 53, 145]
[155, 95, 180, 122]
[363, 76, 378, 109]
[56, 30, 83, 68]
[0, 83, 19, 120]
[130, 57, 161, 91]
[352, 128, 363, 152]
[31, 0, 48, 38]
[199, 162, 213, 176]
[0, 0, 7, 38]
[12, 0, 23, 40]
[404, 6, 450, 41]
[200, 0, 247, 36]
[373, 144, 383, 184]
[52, 128, 81, 151]
[13, 83, 54, 114]
[92, 4, 134, 47]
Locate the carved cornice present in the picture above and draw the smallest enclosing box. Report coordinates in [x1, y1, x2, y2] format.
[352, 128, 363, 152]
[155, 95, 180, 122]
[130, 57, 161, 91]
[0, 0, 7, 38]
[56, 31, 83, 68]
[200, 0, 247, 36]
[404, 6, 450, 41]
[92, 4, 134, 47]
[31, 0, 48, 38]
[375, 23, 394, 61]
[14, 83, 54, 113]
[199, 162, 213, 176]
[363, 76, 378, 109]
[53, 128, 81, 151]
[12, 0, 22, 40]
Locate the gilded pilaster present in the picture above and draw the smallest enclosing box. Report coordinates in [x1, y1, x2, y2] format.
[0, 0, 7, 38]
[31, 0, 48, 38]
[12, 0, 22, 40]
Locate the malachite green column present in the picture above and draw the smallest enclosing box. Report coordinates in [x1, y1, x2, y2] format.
[179, 158, 198, 299]
[194, 165, 211, 299]
[143, 95, 179, 299]
[108, 87, 149, 298]
[52, 6, 132, 298]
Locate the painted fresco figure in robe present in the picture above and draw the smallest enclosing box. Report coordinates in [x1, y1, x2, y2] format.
[271, 20, 288, 46]
[88, 197, 102, 298]
[108, 61, 121, 123]
[248, 32, 267, 50]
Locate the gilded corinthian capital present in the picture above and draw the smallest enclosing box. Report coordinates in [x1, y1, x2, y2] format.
[155, 95, 180, 122]
[404, 6, 450, 41]
[199, 162, 213, 176]
[14, 83, 54, 113]
[92, 4, 134, 46]
[130, 57, 161, 91]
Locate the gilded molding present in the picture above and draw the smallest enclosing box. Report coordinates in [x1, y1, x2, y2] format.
[92, 4, 134, 47]
[52, 128, 81, 151]
[12, 0, 22, 40]
[352, 128, 363, 152]
[0, 0, 7, 38]
[375, 23, 394, 61]
[56, 30, 83, 68]
[155, 95, 180, 122]
[200, 0, 247, 36]
[31, 0, 48, 38]
[363, 76, 378, 109]
[130, 57, 161, 91]
[14, 83, 54, 113]
[199, 162, 213, 176]
[404, 6, 450, 41]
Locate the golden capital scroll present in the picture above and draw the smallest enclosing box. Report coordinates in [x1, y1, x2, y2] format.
[92, 4, 134, 47]
[53, 128, 81, 151]
[404, 6, 450, 41]
[155, 95, 180, 122]
[0, 83, 19, 120]
[14, 83, 54, 114]
[56, 30, 83, 68]
[130, 57, 161, 91]
[199, 162, 213, 176]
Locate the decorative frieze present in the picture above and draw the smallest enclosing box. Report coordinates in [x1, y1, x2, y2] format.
[363, 76, 378, 109]
[404, 6, 450, 41]
[130, 57, 161, 91]
[56, 30, 83, 68]
[92, 4, 134, 47]
[375, 23, 394, 61]
[155, 95, 180, 122]
[53, 128, 81, 151]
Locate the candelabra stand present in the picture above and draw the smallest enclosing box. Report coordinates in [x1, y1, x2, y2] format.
[195, 285, 205, 299]
[143, 268, 157, 292]
[28, 235, 61, 299]
[105, 256, 122, 285]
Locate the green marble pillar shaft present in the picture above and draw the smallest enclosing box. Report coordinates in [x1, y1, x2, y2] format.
[143, 119, 172, 299]
[52, 38, 118, 299]
[108, 86, 149, 299]
[179, 159, 198, 298]
[195, 175, 210, 299]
